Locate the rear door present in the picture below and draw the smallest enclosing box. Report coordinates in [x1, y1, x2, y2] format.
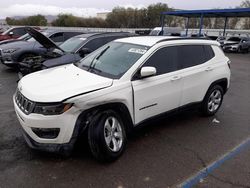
[178, 45, 216, 106]
[132, 46, 183, 124]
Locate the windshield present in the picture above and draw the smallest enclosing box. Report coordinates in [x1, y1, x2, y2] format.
[2, 28, 12, 35]
[27, 31, 49, 42]
[227, 37, 241, 42]
[76, 42, 149, 79]
[60, 37, 86, 53]
[18, 33, 31, 40]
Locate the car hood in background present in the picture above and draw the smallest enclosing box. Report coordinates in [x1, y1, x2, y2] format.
[0, 40, 34, 50]
[43, 53, 81, 68]
[0, 38, 23, 46]
[18, 64, 113, 102]
[223, 41, 240, 46]
[26, 27, 64, 52]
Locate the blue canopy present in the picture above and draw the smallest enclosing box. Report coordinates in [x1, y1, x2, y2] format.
[160, 8, 250, 36]
[162, 8, 250, 18]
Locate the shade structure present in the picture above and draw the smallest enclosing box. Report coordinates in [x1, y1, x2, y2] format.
[160, 8, 250, 36]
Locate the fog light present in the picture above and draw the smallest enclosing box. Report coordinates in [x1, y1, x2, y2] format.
[31, 128, 60, 139]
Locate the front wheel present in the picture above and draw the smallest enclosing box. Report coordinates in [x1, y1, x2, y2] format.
[201, 85, 224, 116]
[88, 110, 127, 162]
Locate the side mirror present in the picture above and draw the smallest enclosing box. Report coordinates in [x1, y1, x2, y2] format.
[79, 48, 92, 58]
[140, 66, 156, 78]
[9, 31, 14, 36]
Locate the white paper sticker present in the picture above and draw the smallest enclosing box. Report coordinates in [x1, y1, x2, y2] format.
[79, 38, 87, 41]
[128, 48, 147, 54]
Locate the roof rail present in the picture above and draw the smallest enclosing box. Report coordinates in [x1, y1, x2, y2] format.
[156, 37, 210, 44]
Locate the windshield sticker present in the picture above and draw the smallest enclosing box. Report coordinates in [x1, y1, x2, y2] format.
[79, 38, 86, 40]
[128, 48, 147, 55]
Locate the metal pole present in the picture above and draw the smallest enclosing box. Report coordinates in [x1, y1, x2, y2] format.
[199, 14, 204, 37]
[185, 17, 190, 36]
[223, 17, 228, 37]
[160, 14, 164, 36]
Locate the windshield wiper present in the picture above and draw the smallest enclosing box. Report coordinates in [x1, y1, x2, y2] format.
[88, 46, 110, 71]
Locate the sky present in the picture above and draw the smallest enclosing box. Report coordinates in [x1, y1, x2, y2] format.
[0, 0, 243, 19]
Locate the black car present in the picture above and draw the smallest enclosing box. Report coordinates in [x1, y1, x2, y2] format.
[0, 29, 84, 68]
[18, 29, 136, 76]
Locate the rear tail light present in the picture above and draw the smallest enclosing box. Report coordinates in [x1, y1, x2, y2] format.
[227, 60, 231, 69]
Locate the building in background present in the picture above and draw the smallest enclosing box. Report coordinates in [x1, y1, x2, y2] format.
[97, 12, 110, 20]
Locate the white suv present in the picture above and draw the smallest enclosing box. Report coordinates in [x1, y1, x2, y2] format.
[14, 36, 231, 162]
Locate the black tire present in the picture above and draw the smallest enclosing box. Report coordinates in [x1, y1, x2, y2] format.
[88, 110, 127, 162]
[201, 85, 224, 116]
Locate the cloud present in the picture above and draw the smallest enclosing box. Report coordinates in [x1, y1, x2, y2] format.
[0, 4, 109, 18]
[121, 4, 146, 9]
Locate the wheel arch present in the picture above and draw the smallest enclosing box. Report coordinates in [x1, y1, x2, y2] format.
[74, 102, 134, 138]
[205, 78, 228, 98]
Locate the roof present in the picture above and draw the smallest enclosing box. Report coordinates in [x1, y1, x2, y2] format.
[74, 32, 133, 39]
[115, 36, 219, 46]
[162, 8, 250, 18]
[115, 36, 176, 46]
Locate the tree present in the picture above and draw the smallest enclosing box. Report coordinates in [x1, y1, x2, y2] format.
[147, 3, 173, 28]
[5, 15, 47, 26]
[240, 0, 250, 29]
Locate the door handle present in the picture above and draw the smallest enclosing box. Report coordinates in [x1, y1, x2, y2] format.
[170, 75, 182, 81]
[205, 67, 214, 72]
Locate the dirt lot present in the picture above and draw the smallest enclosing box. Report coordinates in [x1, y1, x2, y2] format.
[0, 53, 249, 188]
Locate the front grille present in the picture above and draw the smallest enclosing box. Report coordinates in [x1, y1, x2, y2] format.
[15, 91, 36, 115]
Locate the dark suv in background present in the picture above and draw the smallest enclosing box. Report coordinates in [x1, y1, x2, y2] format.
[0, 29, 84, 68]
[18, 29, 136, 76]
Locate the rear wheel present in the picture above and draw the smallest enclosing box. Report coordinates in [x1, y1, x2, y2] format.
[201, 85, 224, 116]
[88, 110, 127, 162]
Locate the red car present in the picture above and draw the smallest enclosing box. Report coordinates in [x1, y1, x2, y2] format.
[0, 26, 40, 41]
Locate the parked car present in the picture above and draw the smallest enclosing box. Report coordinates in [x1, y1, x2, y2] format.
[222, 36, 250, 53]
[18, 28, 136, 76]
[14, 36, 231, 162]
[0, 29, 84, 68]
[0, 26, 39, 42]
[0, 33, 32, 46]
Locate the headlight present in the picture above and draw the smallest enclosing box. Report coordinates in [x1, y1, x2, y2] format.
[2, 48, 20, 53]
[33, 103, 73, 115]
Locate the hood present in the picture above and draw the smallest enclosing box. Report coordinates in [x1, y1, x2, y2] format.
[18, 64, 113, 102]
[43, 53, 80, 68]
[26, 27, 63, 52]
[223, 41, 240, 45]
[0, 35, 11, 41]
[0, 40, 33, 50]
[0, 38, 22, 46]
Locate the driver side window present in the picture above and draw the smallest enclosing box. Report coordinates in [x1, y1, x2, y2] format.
[143, 46, 179, 76]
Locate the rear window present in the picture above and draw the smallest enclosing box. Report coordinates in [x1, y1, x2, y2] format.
[179, 45, 214, 69]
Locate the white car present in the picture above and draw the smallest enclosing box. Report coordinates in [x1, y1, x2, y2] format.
[14, 36, 231, 162]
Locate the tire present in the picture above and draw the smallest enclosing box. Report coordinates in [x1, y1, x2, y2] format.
[88, 110, 127, 162]
[201, 85, 224, 116]
[237, 46, 243, 53]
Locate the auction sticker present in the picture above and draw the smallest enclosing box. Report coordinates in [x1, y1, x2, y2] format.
[128, 48, 147, 54]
